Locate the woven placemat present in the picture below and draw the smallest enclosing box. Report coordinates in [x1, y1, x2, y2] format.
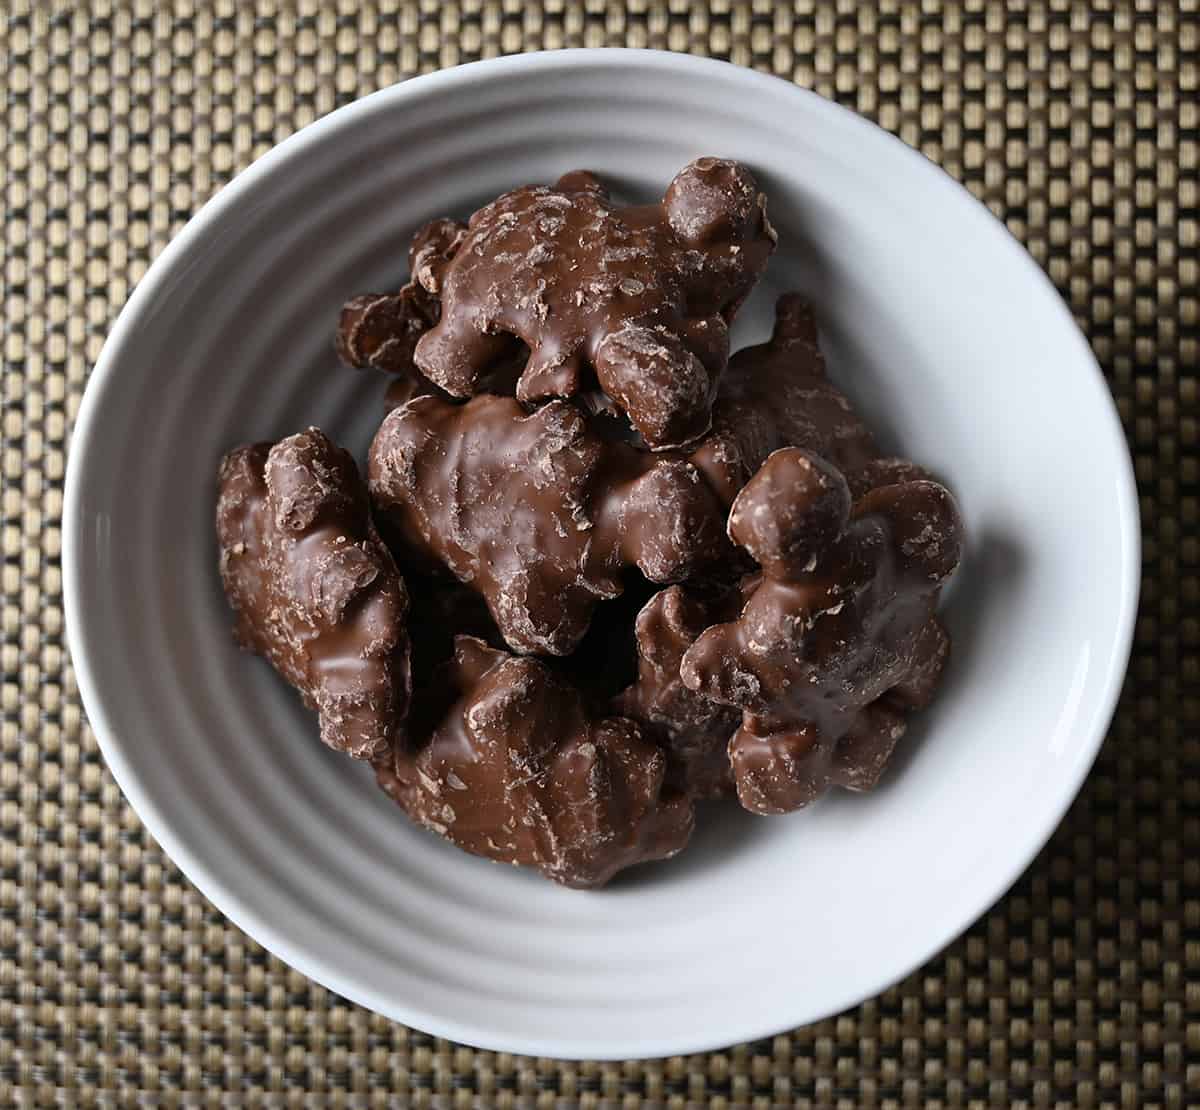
[2, 1, 1194, 1105]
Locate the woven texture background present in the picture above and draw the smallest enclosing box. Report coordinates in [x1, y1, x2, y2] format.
[1, 1, 1195, 1105]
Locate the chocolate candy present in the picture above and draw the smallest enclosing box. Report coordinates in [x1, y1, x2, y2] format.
[680, 447, 963, 814]
[689, 292, 878, 507]
[367, 392, 731, 656]
[411, 159, 776, 449]
[613, 587, 740, 799]
[216, 428, 411, 759]
[216, 158, 967, 888]
[337, 218, 528, 413]
[374, 635, 694, 888]
[335, 219, 462, 378]
[337, 282, 440, 380]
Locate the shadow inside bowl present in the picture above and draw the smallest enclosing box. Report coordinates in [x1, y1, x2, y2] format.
[611, 798, 777, 891]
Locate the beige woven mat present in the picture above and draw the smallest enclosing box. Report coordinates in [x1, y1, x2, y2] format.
[1, 1, 1195, 1105]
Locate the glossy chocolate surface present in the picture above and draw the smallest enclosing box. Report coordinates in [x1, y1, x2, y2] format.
[216, 428, 411, 760]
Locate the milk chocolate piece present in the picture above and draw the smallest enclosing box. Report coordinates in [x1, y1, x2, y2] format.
[413, 159, 776, 450]
[681, 447, 963, 814]
[337, 283, 440, 379]
[336, 219, 463, 377]
[613, 587, 740, 799]
[374, 636, 694, 888]
[216, 428, 411, 759]
[337, 217, 529, 410]
[689, 293, 879, 507]
[367, 393, 731, 657]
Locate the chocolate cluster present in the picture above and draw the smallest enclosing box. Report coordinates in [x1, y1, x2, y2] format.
[216, 160, 964, 888]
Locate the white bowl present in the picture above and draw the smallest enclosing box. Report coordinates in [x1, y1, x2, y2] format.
[64, 50, 1139, 1059]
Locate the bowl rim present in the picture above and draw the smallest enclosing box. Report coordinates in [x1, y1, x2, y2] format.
[63, 47, 1140, 1059]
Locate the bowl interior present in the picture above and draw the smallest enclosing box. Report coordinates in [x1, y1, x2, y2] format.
[65, 52, 1137, 1059]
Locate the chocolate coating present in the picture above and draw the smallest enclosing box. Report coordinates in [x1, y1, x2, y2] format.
[681, 447, 963, 814]
[379, 352, 526, 414]
[338, 219, 527, 411]
[374, 635, 694, 888]
[688, 293, 879, 507]
[335, 219, 463, 377]
[337, 282, 440, 379]
[367, 392, 731, 657]
[216, 428, 411, 759]
[613, 586, 740, 800]
[413, 159, 776, 449]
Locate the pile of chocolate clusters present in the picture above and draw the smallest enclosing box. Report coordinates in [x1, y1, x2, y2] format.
[216, 159, 964, 889]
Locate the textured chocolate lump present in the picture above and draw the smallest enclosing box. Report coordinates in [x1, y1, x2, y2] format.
[335, 219, 463, 377]
[412, 159, 776, 449]
[681, 447, 963, 814]
[374, 635, 694, 888]
[337, 282, 440, 379]
[688, 292, 879, 507]
[613, 586, 741, 799]
[367, 392, 731, 657]
[216, 428, 411, 760]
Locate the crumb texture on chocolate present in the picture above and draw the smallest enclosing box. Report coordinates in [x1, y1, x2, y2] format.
[375, 636, 694, 888]
[681, 446, 963, 814]
[215, 428, 412, 760]
[412, 159, 775, 449]
[367, 392, 730, 657]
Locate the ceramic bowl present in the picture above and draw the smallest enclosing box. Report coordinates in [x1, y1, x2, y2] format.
[64, 50, 1139, 1059]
